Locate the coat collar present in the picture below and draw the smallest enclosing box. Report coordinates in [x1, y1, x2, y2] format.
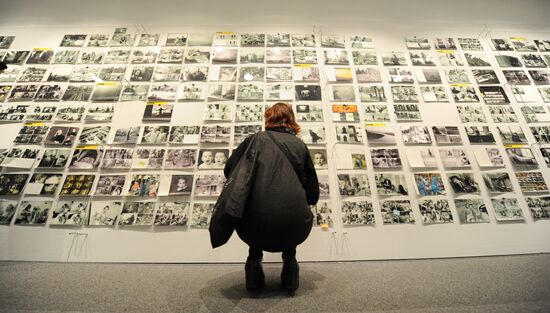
[266, 127, 296, 136]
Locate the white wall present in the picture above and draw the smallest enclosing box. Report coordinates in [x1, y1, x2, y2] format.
[0, 0, 550, 263]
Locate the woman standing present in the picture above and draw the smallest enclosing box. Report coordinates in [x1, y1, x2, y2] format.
[223, 102, 319, 291]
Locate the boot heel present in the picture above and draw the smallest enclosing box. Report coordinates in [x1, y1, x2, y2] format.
[281, 260, 299, 291]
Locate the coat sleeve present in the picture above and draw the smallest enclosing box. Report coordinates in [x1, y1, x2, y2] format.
[303, 146, 320, 205]
[224, 134, 254, 178]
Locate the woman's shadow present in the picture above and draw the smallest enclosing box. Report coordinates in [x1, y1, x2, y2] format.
[198, 265, 325, 313]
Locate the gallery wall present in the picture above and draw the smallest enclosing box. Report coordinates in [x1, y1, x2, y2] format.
[0, 0, 550, 263]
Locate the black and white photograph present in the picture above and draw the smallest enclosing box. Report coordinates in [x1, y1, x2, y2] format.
[126, 174, 160, 197]
[0, 85, 12, 102]
[506, 148, 538, 166]
[381, 200, 415, 224]
[141, 126, 170, 145]
[111, 127, 140, 144]
[237, 83, 264, 101]
[331, 104, 359, 122]
[473, 147, 504, 168]
[169, 126, 200, 144]
[363, 104, 389, 121]
[100, 148, 133, 169]
[401, 126, 432, 144]
[522, 54, 547, 68]
[465, 126, 495, 143]
[1, 148, 39, 168]
[85, 104, 114, 123]
[490, 198, 524, 222]
[94, 175, 126, 196]
[8, 84, 39, 101]
[491, 38, 514, 51]
[265, 48, 291, 64]
[370, 148, 402, 169]
[178, 83, 206, 100]
[320, 35, 345, 48]
[207, 83, 235, 101]
[204, 103, 232, 121]
[432, 126, 462, 144]
[381, 51, 407, 66]
[413, 173, 445, 196]
[49, 201, 88, 226]
[447, 173, 480, 194]
[0, 66, 20, 82]
[130, 49, 158, 64]
[327, 67, 353, 82]
[59, 174, 96, 196]
[137, 33, 159, 46]
[240, 49, 264, 64]
[335, 148, 367, 170]
[52, 50, 79, 64]
[535, 40, 550, 52]
[451, 85, 480, 102]
[418, 199, 453, 224]
[0, 36, 15, 49]
[78, 126, 110, 145]
[190, 203, 214, 228]
[240, 34, 265, 47]
[154, 202, 190, 226]
[3, 50, 30, 65]
[437, 51, 463, 66]
[388, 68, 414, 83]
[539, 87, 550, 102]
[193, 175, 225, 197]
[454, 199, 489, 223]
[480, 86, 510, 105]
[541, 148, 550, 167]
[158, 49, 184, 64]
[165, 33, 187, 46]
[0, 200, 18, 225]
[87, 34, 110, 47]
[68, 66, 99, 83]
[13, 125, 48, 145]
[69, 148, 103, 169]
[200, 125, 230, 144]
[434, 37, 456, 49]
[464, 53, 491, 67]
[90, 83, 122, 102]
[525, 196, 550, 221]
[309, 149, 328, 170]
[414, 68, 442, 83]
[293, 34, 316, 47]
[359, 85, 386, 103]
[530, 126, 550, 144]
[420, 86, 449, 102]
[295, 85, 322, 101]
[25, 173, 62, 195]
[159, 174, 194, 196]
[406, 148, 437, 168]
[142, 103, 174, 122]
[482, 172, 514, 193]
[318, 174, 330, 197]
[515, 171, 548, 192]
[503, 70, 531, 85]
[0, 173, 28, 196]
[337, 173, 370, 196]
[324, 49, 348, 65]
[212, 48, 238, 64]
[409, 51, 435, 66]
[295, 104, 323, 122]
[197, 149, 228, 169]
[529, 70, 550, 85]
[62, 85, 94, 101]
[391, 86, 418, 102]
[341, 201, 374, 226]
[60, 34, 86, 47]
[110, 33, 136, 47]
[120, 84, 150, 101]
[365, 126, 395, 145]
[34, 84, 65, 101]
[496, 55, 523, 67]
[164, 149, 197, 169]
[292, 66, 320, 81]
[293, 49, 317, 64]
[234, 125, 262, 144]
[472, 69, 499, 85]
[14, 201, 52, 225]
[185, 49, 211, 63]
[118, 201, 155, 226]
[298, 126, 326, 144]
[311, 201, 333, 227]
[393, 104, 422, 121]
[352, 51, 377, 65]
[37, 149, 70, 168]
[104, 50, 130, 64]
[329, 85, 354, 102]
[0, 104, 28, 121]
[457, 105, 486, 123]
[439, 148, 471, 168]
[17, 67, 47, 82]
[374, 173, 408, 196]
[78, 50, 105, 64]
[510, 37, 538, 52]
[130, 65, 154, 81]
[153, 66, 181, 82]
[266, 67, 292, 81]
[131, 148, 165, 169]
[405, 37, 430, 49]
[335, 124, 363, 143]
[497, 126, 526, 143]
[148, 83, 178, 101]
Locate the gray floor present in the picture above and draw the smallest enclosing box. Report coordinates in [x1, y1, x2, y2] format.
[1, 254, 550, 313]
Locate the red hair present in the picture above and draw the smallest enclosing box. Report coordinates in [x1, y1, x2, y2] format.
[264, 102, 301, 134]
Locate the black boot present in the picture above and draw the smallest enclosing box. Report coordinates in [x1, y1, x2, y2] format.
[245, 249, 264, 290]
[281, 249, 299, 291]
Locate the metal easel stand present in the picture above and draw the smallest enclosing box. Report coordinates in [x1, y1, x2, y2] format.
[66, 231, 89, 262]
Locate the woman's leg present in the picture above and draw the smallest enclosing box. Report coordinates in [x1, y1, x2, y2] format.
[245, 247, 265, 290]
[281, 247, 299, 291]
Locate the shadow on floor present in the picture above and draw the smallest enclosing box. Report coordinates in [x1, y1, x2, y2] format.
[198, 266, 325, 313]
